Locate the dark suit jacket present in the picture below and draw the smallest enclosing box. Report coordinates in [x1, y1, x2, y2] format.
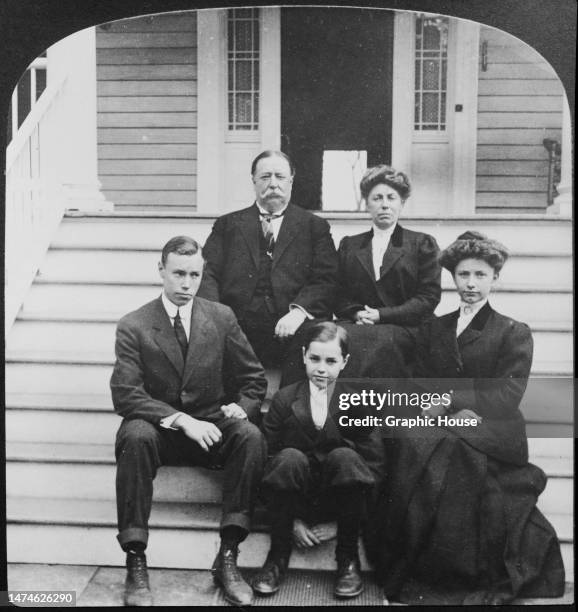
[262, 380, 385, 482]
[110, 296, 267, 424]
[413, 302, 533, 465]
[335, 224, 441, 326]
[197, 203, 339, 320]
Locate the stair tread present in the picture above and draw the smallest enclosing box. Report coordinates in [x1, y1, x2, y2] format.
[48, 244, 573, 257]
[6, 496, 573, 541]
[35, 276, 573, 292]
[15, 310, 574, 332]
[7, 350, 572, 373]
[5, 392, 113, 412]
[6, 440, 573, 476]
[7, 441, 116, 463]
[7, 497, 264, 530]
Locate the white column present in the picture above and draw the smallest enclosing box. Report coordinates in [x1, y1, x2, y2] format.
[47, 27, 111, 211]
[197, 9, 225, 214]
[551, 94, 572, 216]
[260, 7, 281, 151]
[390, 12, 413, 175]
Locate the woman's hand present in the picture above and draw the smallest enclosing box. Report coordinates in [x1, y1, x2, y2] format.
[355, 305, 380, 325]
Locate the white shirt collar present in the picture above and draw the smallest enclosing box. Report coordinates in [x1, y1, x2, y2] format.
[372, 223, 397, 241]
[161, 292, 194, 320]
[309, 380, 328, 397]
[459, 298, 488, 318]
[256, 201, 289, 217]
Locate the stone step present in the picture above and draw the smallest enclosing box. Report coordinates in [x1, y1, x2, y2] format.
[54, 213, 573, 256]
[5, 400, 573, 447]
[7, 319, 572, 368]
[6, 496, 573, 576]
[6, 443, 573, 520]
[5, 363, 573, 420]
[36, 248, 572, 290]
[23, 282, 573, 324]
[6, 497, 370, 571]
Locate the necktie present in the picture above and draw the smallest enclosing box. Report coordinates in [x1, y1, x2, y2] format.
[173, 309, 188, 358]
[260, 213, 282, 258]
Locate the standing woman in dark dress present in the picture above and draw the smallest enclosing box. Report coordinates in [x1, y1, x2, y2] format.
[372, 231, 565, 605]
[335, 165, 441, 379]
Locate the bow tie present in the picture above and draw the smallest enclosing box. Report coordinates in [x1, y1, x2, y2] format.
[462, 305, 474, 315]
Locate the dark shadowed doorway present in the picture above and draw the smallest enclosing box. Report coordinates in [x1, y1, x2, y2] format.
[281, 7, 393, 210]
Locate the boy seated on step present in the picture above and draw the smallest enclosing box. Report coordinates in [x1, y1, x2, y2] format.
[252, 322, 385, 599]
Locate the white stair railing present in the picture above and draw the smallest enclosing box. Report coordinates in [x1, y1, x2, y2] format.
[5, 74, 69, 331]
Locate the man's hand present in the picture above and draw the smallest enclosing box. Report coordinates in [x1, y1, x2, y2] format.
[173, 414, 222, 451]
[275, 308, 306, 338]
[220, 402, 247, 419]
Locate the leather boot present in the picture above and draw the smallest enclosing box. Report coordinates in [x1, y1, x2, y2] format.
[252, 550, 290, 595]
[124, 551, 153, 606]
[334, 556, 364, 599]
[212, 545, 254, 606]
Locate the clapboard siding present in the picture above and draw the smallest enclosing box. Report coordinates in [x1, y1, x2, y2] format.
[98, 96, 196, 112]
[99, 81, 195, 96]
[477, 128, 561, 146]
[96, 33, 194, 48]
[477, 145, 550, 160]
[476, 27, 564, 214]
[98, 128, 197, 144]
[476, 193, 548, 210]
[98, 112, 197, 128]
[97, 48, 197, 65]
[478, 96, 563, 112]
[99, 145, 195, 159]
[100, 176, 196, 190]
[98, 65, 196, 81]
[97, 12, 198, 211]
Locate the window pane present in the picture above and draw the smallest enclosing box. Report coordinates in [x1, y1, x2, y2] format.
[235, 21, 253, 51]
[422, 92, 439, 124]
[235, 61, 252, 90]
[227, 8, 260, 131]
[422, 60, 439, 89]
[423, 23, 440, 49]
[414, 14, 448, 132]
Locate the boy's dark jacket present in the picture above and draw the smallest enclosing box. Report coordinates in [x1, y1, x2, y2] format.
[261, 379, 385, 482]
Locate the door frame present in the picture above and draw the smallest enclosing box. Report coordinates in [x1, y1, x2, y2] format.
[391, 11, 479, 215]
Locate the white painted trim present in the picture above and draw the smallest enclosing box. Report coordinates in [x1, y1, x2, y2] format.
[551, 94, 572, 217]
[48, 27, 110, 212]
[449, 20, 479, 214]
[260, 7, 281, 151]
[196, 10, 226, 214]
[391, 11, 413, 174]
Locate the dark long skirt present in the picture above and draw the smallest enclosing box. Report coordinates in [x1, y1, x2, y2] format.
[338, 322, 415, 380]
[368, 426, 565, 605]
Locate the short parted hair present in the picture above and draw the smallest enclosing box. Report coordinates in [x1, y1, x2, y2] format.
[302, 321, 349, 357]
[160, 236, 202, 266]
[360, 165, 411, 201]
[251, 150, 295, 177]
[439, 231, 509, 274]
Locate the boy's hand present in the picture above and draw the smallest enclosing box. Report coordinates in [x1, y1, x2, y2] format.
[220, 403, 247, 419]
[173, 414, 222, 451]
[293, 518, 321, 548]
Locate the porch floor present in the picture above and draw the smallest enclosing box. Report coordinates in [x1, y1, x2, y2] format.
[7, 563, 574, 607]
